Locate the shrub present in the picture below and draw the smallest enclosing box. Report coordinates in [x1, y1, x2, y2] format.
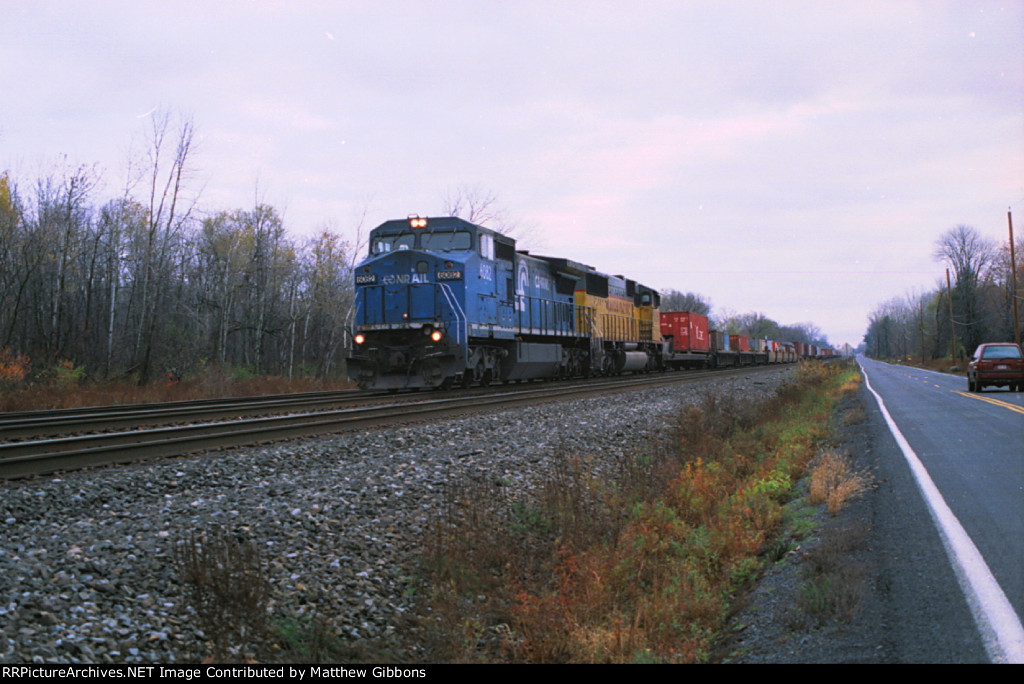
[174, 527, 272, 661]
[0, 347, 31, 389]
[415, 361, 858, 663]
[809, 451, 869, 516]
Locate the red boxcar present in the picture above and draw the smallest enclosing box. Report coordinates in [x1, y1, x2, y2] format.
[660, 311, 710, 353]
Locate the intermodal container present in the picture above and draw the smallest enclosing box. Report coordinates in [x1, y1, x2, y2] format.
[660, 311, 710, 352]
[729, 334, 751, 352]
[710, 329, 728, 351]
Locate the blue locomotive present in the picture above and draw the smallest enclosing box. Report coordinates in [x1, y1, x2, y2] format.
[347, 216, 663, 390]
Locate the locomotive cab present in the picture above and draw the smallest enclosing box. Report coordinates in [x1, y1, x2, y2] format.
[348, 217, 476, 390]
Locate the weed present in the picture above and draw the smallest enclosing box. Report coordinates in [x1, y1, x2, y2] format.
[272, 615, 352, 663]
[841, 407, 867, 426]
[780, 499, 819, 543]
[174, 527, 272, 662]
[510, 501, 553, 536]
[795, 523, 869, 625]
[414, 359, 859, 663]
[729, 557, 764, 592]
[52, 359, 86, 386]
[809, 451, 870, 516]
[0, 347, 31, 389]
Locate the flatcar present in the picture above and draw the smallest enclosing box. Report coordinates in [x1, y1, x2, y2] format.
[347, 216, 663, 390]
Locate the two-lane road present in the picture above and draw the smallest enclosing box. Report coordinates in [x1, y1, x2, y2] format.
[858, 356, 1023, 663]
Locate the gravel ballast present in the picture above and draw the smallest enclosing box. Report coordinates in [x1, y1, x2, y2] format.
[1, 368, 796, 664]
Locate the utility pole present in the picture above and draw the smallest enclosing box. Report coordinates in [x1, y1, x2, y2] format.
[947, 268, 957, 362]
[1010, 210, 1019, 346]
[919, 299, 925, 361]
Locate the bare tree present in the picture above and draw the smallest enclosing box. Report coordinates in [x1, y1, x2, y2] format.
[441, 183, 537, 245]
[934, 225, 995, 354]
[132, 110, 200, 383]
[41, 160, 101, 357]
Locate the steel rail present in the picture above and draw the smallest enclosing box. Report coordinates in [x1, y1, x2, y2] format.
[1, 365, 785, 479]
[0, 364, 769, 440]
[0, 389, 382, 440]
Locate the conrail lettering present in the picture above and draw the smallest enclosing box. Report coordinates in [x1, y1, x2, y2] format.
[381, 273, 428, 285]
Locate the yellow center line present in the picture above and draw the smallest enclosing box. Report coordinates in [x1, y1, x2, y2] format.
[953, 391, 1024, 415]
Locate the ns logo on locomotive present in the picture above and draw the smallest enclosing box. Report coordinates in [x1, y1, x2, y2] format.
[347, 215, 664, 391]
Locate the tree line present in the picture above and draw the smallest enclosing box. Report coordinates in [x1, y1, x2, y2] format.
[863, 223, 1023, 361]
[659, 289, 830, 347]
[0, 112, 838, 391]
[0, 113, 359, 387]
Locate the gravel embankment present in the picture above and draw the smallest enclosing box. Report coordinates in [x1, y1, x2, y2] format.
[1, 367, 794, 664]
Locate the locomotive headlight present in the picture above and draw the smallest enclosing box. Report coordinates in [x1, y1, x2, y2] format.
[354, 334, 366, 345]
[430, 330, 443, 342]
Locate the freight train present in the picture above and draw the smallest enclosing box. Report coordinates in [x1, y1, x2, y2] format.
[347, 216, 831, 391]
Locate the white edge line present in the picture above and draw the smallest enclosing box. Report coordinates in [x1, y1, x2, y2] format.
[858, 358, 1024, 664]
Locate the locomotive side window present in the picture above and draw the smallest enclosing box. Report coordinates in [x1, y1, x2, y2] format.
[585, 273, 608, 298]
[480, 233, 495, 260]
[495, 241, 515, 262]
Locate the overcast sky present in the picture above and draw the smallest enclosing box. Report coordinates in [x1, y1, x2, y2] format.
[3, 0, 1022, 348]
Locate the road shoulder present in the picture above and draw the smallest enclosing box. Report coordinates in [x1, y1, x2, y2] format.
[715, 371, 987, 663]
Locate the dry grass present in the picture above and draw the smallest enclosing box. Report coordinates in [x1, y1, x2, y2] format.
[808, 450, 870, 516]
[885, 356, 966, 376]
[174, 527, 272, 662]
[793, 522, 869, 625]
[837, 375, 862, 396]
[841, 407, 867, 426]
[415, 359, 862, 663]
[0, 371, 354, 412]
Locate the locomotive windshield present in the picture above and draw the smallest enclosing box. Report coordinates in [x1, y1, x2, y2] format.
[420, 230, 473, 252]
[371, 233, 415, 254]
[370, 229, 473, 255]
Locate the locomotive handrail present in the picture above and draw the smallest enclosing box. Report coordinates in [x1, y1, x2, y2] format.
[438, 282, 466, 345]
[597, 311, 645, 342]
[578, 305, 598, 337]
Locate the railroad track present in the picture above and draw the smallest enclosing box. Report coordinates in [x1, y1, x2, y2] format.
[0, 365, 787, 479]
[0, 388, 389, 440]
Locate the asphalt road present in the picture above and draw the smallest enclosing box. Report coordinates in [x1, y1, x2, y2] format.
[857, 356, 1024, 663]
